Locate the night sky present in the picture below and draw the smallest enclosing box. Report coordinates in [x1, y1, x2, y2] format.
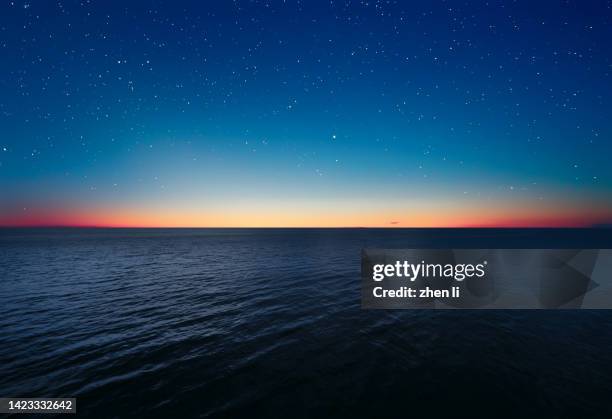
[1, 0, 611, 227]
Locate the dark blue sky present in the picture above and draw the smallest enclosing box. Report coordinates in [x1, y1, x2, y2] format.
[1, 0, 611, 226]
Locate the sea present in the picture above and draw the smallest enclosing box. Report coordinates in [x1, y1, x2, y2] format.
[1, 228, 612, 418]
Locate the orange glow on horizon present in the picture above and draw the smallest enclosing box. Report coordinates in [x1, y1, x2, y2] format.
[0, 205, 609, 228]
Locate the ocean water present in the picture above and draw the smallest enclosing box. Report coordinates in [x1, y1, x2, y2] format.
[1, 228, 612, 418]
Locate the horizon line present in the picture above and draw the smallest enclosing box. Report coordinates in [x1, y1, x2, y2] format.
[1, 225, 610, 229]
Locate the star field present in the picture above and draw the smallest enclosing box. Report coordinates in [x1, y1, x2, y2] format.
[1, 0, 611, 227]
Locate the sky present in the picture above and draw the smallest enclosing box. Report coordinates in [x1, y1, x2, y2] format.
[1, 0, 611, 227]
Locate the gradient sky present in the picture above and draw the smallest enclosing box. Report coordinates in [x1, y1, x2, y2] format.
[1, 0, 611, 227]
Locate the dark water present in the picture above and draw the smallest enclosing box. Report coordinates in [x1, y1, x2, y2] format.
[1, 228, 612, 418]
